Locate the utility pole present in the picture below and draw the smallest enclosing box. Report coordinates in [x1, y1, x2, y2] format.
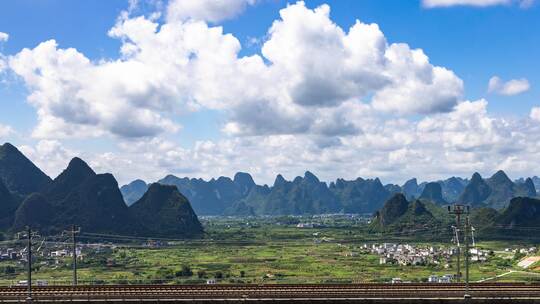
[464, 214, 471, 299]
[19, 226, 39, 303]
[27, 226, 32, 303]
[448, 205, 464, 282]
[64, 225, 80, 286]
[448, 204, 471, 299]
[451, 225, 461, 282]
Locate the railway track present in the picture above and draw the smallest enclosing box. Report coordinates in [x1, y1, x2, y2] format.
[0, 283, 539, 303]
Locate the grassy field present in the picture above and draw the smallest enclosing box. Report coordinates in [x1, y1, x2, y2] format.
[0, 217, 538, 285]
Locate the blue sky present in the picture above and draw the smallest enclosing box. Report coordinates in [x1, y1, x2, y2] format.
[0, 0, 539, 185]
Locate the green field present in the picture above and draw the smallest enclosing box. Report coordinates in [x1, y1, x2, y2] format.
[0, 216, 539, 285]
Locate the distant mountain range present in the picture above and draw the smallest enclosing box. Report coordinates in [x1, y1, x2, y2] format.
[457, 171, 536, 209]
[1, 141, 539, 239]
[0, 143, 202, 237]
[370, 193, 540, 239]
[123, 172, 392, 216]
[515, 176, 540, 195]
[121, 170, 536, 216]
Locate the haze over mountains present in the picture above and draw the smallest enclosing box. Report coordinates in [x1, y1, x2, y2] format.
[121, 169, 537, 216]
[457, 171, 536, 209]
[1, 142, 539, 239]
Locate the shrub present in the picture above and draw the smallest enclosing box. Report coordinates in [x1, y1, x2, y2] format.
[156, 267, 175, 280]
[175, 265, 193, 277]
[1, 266, 15, 274]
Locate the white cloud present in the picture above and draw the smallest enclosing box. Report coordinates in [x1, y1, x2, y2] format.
[530, 107, 540, 122]
[19, 140, 77, 179]
[262, 2, 463, 113]
[423, 0, 534, 7]
[0, 57, 6, 73]
[230, 1, 464, 133]
[488, 76, 530, 96]
[371, 43, 463, 114]
[9, 37, 182, 139]
[23, 98, 540, 186]
[8, 1, 540, 185]
[166, 0, 257, 23]
[0, 124, 13, 138]
[0, 32, 8, 42]
[418, 99, 506, 151]
[15, 98, 540, 187]
[121, 100, 540, 185]
[0, 32, 7, 73]
[8, 1, 465, 141]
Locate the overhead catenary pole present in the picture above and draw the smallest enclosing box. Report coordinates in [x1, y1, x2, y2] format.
[451, 225, 461, 282]
[64, 225, 81, 286]
[20, 226, 39, 303]
[464, 212, 471, 299]
[26, 226, 32, 303]
[448, 204, 471, 299]
[448, 205, 464, 283]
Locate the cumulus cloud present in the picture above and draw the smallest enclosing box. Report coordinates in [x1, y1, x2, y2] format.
[7, 1, 540, 185]
[418, 99, 508, 152]
[166, 0, 257, 23]
[19, 140, 77, 179]
[488, 76, 530, 96]
[116, 100, 540, 185]
[423, 0, 533, 8]
[261, 3, 463, 114]
[9, 37, 182, 139]
[370, 43, 463, 114]
[0, 32, 8, 42]
[0, 32, 7, 73]
[7, 1, 465, 140]
[21, 97, 540, 186]
[0, 57, 6, 73]
[530, 107, 540, 122]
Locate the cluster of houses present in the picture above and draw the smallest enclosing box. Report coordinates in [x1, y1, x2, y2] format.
[505, 247, 537, 254]
[361, 242, 495, 283]
[365, 243, 455, 267]
[0, 248, 22, 261]
[0, 242, 114, 267]
[364, 243, 492, 267]
[0, 239, 182, 270]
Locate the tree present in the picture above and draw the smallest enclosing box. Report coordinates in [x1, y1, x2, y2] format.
[240, 270, 245, 278]
[215, 271, 223, 279]
[197, 270, 206, 279]
[175, 265, 193, 277]
[1, 266, 15, 274]
[156, 267, 174, 280]
[513, 252, 526, 262]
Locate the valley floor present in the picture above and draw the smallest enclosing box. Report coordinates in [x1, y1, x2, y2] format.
[0, 216, 539, 285]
